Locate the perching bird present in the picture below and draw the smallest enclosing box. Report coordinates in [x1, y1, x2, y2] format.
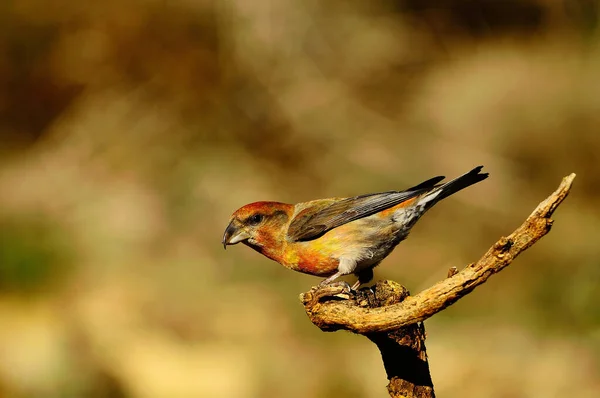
[222, 166, 488, 289]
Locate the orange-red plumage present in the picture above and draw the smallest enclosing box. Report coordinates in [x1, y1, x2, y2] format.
[223, 166, 488, 288]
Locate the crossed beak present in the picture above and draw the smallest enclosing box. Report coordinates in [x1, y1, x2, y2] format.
[222, 221, 251, 249]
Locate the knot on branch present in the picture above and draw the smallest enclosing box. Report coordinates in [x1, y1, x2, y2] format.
[494, 236, 513, 252]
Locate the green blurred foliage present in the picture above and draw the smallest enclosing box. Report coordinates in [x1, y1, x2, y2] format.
[0, 215, 72, 294]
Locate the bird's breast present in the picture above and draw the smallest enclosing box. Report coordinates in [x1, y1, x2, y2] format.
[282, 240, 340, 276]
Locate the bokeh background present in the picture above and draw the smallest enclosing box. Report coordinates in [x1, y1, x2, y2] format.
[1, 0, 600, 397]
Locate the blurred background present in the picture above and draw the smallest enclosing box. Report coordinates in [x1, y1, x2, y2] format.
[1, 0, 599, 397]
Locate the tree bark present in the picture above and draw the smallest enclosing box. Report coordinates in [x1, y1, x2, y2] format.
[300, 173, 575, 397]
[363, 281, 434, 397]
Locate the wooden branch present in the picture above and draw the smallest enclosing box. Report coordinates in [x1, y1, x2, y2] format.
[361, 281, 435, 398]
[300, 173, 575, 333]
[299, 174, 575, 397]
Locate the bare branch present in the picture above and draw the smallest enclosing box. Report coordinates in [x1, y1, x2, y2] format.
[301, 173, 576, 334]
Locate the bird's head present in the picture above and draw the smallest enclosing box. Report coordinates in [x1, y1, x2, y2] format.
[222, 201, 293, 253]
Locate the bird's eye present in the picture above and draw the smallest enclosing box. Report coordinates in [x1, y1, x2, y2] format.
[248, 214, 263, 226]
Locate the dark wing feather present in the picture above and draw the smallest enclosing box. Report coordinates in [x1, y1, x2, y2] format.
[288, 175, 445, 242]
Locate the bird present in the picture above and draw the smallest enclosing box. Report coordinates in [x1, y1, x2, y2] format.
[222, 166, 488, 289]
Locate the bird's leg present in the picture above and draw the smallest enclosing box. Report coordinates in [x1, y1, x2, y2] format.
[318, 257, 358, 287]
[318, 271, 344, 287]
[351, 268, 374, 290]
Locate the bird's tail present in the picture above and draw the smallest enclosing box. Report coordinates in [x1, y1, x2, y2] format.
[420, 166, 489, 206]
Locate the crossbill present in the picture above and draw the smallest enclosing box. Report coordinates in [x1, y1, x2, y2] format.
[222, 166, 488, 289]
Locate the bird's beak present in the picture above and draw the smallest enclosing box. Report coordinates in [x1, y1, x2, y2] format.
[222, 221, 251, 249]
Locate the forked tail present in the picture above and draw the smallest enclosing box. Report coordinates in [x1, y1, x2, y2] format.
[421, 166, 489, 206]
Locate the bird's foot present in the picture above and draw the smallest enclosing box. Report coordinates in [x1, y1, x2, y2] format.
[301, 281, 353, 305]
[319, 280, 353, 296]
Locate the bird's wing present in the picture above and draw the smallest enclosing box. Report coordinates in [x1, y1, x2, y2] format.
[287, 175, 445, 242]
